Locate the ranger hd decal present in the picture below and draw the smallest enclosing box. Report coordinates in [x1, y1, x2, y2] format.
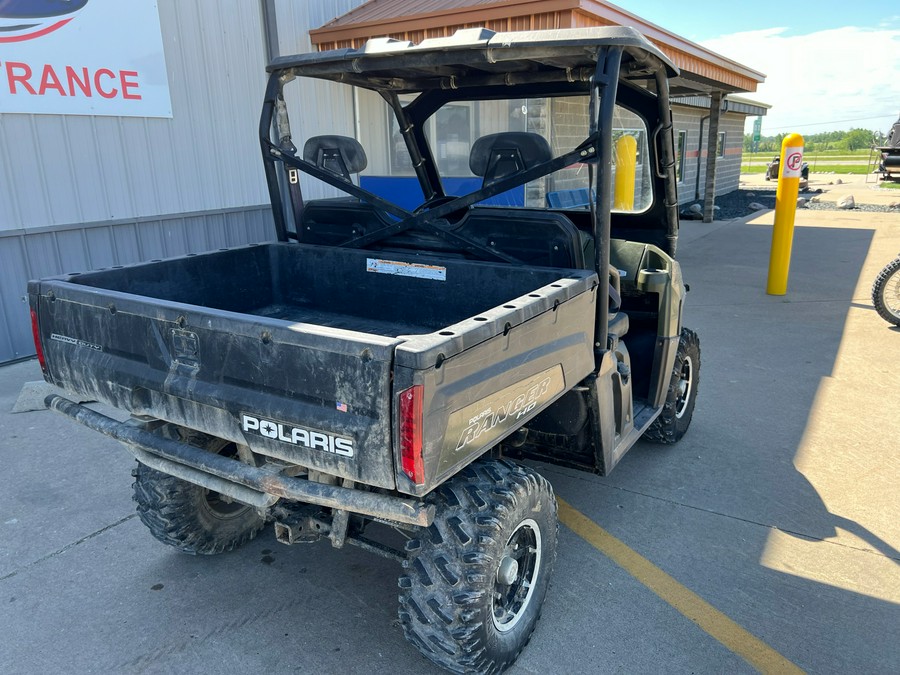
[241, 414, 354, 457]
[437, 365, 566, 474]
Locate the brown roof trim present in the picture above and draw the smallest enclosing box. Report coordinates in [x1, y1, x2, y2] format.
[309, 0, 765, 90]
[576, 1, 764, 83]
[310, 0, 576, 44]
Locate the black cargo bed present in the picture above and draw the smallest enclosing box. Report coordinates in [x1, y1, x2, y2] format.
[32, 242, 598, 491]
[67, 242, 583, 339]
[252, 303, 429, 337]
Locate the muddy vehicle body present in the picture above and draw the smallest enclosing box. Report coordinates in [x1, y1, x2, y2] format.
[30, 27, 699, 673]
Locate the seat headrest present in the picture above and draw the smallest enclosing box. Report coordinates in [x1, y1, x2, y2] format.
[303, 135, 367, 179]
[469, 132, 552, 178]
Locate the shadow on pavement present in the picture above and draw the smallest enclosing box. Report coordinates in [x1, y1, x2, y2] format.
[2, 216, 898, 674]
[548, 217, 900, 672]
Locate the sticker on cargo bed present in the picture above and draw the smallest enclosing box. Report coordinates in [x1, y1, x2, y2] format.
[437, 365, 566, 474]
[366, 258, 446, 281]
[50, 333, 101, 352]
[241, 413, 354, 457]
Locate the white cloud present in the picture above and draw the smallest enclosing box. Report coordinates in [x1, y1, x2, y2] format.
[702, 26, 900, 135]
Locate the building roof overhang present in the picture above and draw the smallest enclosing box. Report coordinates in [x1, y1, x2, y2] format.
[270, 26, 676, 93]
[309, 0, 765, 95]
[672, 94, 771, 117]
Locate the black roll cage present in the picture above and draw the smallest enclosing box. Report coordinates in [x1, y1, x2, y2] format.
[260, 43, 679, 360]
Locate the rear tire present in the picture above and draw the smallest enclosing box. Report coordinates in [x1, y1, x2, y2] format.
[132, 427, 265, 555]
[644, 327, 700, 444]
[872, 257, 900, 327]
[399, 459, 557, 674]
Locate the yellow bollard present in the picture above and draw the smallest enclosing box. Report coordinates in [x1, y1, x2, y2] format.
[766, 133, 804, 295]
[614, 134, 637, 211]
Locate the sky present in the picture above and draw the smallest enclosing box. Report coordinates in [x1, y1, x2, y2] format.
[617, 1, 900, 136]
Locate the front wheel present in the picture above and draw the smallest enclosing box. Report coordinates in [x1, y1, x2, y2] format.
[872, 257, 900, 327]
[399, 459, 558, 674]
[644, 327, 701, 444]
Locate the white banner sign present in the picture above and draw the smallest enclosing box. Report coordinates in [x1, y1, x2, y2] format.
[0, 0, 172, 117]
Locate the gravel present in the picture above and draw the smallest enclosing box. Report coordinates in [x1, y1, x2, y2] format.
[681, 186, 900, 221]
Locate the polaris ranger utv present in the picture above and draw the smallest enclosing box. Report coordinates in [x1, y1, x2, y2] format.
[30, 27, 699, 674]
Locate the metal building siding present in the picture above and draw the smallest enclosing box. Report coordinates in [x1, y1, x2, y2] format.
[275, 0, 367, 53]
[273, 0, 369, 200]
[0, 0, 379, 364]
[0, 0, 270, 232]
[0, 0, 369, 233]
[714, 114, 747, 197]
[672, 108, 703, 203]
[0, 237, 30, 360]
[1, 206, 273, 361]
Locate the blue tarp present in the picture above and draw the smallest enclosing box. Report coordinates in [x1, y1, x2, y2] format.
[359, 176, 525, 211]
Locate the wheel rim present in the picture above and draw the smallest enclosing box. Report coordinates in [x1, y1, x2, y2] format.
[203, 490, 248, 517]
[884, 269, 900, 319]
[675, 355, 694, 419]
[492, 518, 542, 633]
[201, 442, 252, 518]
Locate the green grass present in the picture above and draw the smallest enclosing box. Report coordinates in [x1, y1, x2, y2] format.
[879, 181, 900, 190]
[811, 166, 872, 174]
[741, 165, 873, 175]
[745, 149, 872, 161]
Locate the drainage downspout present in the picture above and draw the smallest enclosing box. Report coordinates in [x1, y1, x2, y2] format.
[260, 0, 279, 63]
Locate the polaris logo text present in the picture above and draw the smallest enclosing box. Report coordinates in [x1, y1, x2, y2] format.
[241, 414, 353, 457]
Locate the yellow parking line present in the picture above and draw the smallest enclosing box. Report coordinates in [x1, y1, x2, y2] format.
[557, 498, 804, 674]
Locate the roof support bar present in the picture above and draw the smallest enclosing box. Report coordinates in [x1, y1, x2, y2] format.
[340, 139, 598, 252]
[655, 68, 680, 257]
[591, 46, 622, 363]
[381, 91, 438, 203]
[260, 74, 291, 243]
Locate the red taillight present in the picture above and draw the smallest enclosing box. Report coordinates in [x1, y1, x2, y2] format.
[30, 308, 47, 373]
[398, 385, 424, 485]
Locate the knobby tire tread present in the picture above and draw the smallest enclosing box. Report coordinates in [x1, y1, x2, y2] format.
[132, 461, 264, 556]
[644, 327, 701, 444]
[398, 459, 557, 674]
[872, 257, 900, 327]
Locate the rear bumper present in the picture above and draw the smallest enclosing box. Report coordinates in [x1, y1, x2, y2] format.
[45, 395, 433, 527]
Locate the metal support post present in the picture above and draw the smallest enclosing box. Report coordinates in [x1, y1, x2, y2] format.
[767, 134, 804, 295]
[702, 91, 723, 223]
[613, 135, 636, 211]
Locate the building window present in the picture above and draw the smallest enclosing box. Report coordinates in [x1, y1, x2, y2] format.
[432, 103, 474, 176]
[717, 131, 726, 158]
[676, 130, 686, 182]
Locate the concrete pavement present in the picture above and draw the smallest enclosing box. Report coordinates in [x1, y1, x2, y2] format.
[1, 206, 898, 673]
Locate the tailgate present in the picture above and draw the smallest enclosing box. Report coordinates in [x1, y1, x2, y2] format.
[29, 280, 400, 490]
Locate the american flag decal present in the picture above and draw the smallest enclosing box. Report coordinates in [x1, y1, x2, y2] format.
[336, 401, 348, 413]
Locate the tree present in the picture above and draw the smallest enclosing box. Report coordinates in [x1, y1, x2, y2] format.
[845, 128, 873, 151]
[747, 128, 879, 153]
